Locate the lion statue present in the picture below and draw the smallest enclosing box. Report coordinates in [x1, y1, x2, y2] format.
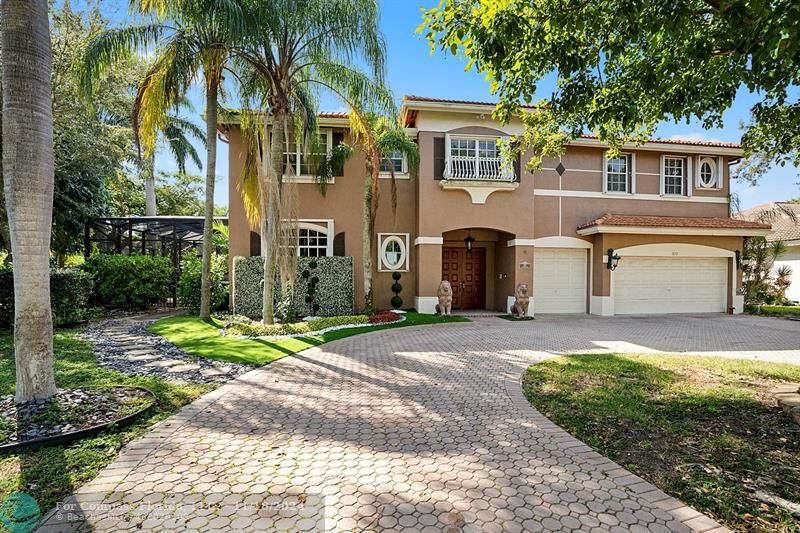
[511, 283, 530, 318]
[435, 280, 453, 316]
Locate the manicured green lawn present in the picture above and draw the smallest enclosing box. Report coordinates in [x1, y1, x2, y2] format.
[523, 354, 800, 532]
[148, 312, 470, 365]
[0, 330, 212, 515]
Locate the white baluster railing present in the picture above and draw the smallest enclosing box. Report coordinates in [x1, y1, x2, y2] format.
[444, 156, 515, 182]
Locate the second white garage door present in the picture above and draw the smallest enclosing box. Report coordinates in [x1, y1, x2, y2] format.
[614, 257, 728, 315]
[534, 248, 588, 313]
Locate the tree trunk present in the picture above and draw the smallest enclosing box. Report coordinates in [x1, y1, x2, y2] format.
[199, 78, 218, 319]
[144, 151, 156, 216]
[262, 111, 285, 324]
[362, 152, 380, 314]
[2, 0, 57, 403]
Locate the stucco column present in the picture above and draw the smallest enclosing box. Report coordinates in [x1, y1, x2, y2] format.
[415, 237, 443, 314]
[589, 235, 614, 316]
[511, 245, 534, 313]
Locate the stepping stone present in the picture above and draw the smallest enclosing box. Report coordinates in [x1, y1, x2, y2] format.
[127, 354, 158, 362]
[145, 360, 183, 368]
[200, 367, 230, 377]
[167, 364, 202, 373]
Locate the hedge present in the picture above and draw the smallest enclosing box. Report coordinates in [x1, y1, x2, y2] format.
[227, 315, 369, 337]
[177, 251, 228, 312]
[753, 305, 800, 317]
[0, 268, 94, 328]
[83, 255, 174, 310]
[232, 256, 354, 319]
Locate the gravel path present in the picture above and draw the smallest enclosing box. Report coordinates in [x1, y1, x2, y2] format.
[84, 312, 252, 384]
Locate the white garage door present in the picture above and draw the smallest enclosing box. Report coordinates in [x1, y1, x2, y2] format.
[614, 257, 728, 315]
[534, 248, 588, 313]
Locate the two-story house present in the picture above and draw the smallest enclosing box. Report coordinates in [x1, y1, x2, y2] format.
[222, 95, 771, 316]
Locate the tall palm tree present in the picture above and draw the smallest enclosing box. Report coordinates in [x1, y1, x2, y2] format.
[2, 0, 58, 402]
[347, 112, 419, 312]
[234, 0, 392, 323]
[141, 99, 205, 216]
[79, 0, 246, 319]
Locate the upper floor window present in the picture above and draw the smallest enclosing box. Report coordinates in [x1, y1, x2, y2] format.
[380, 150, 406, 173]
[697, 156, 721, 189]
[662, 156, 687, 196]
[444, 135, 514, 181]
[281, 131, 331, 177]
[604, 153, 632, 193]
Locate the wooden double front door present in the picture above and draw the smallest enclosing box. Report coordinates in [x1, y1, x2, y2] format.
[442, 247, 486, 310]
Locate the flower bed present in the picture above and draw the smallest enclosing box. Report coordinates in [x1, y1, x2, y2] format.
[0, 387, 155, 451]
[225, 312, 404, 339]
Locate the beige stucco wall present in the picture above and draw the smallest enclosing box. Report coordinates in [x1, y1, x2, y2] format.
[226, 126, 417, 312]
[225, 110, 746, 315]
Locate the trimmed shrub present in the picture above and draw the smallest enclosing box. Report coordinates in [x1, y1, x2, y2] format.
[0, 268, 94, 328]
[177, 251, 228, 312]
[754, 305, 800, 317]
[83, 255, 174, 310]
[227, 314, 369, 337]
[232, 256, 354, 319]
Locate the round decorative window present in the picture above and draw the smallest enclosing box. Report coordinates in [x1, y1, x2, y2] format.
[381, 236, 406, 270]
[698, 158, 717, 188]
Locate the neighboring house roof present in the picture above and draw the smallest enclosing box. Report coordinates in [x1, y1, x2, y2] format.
[739, 202, 800, 242]
[577, 214, 770, 234]
[579, 133, 740, 149]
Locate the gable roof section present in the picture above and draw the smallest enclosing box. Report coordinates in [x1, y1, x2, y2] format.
[739, 202, 800, 242]
[401, 96, 742, 153]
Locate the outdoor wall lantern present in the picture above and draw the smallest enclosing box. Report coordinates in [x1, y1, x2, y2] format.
[607, 249, 621, 271]
[464, 233, 475, 252]
[735, 250, 752, 270]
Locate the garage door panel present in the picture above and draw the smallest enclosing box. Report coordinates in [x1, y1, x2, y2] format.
[534, 249, 587, 313]
[615, 257, 727, 315]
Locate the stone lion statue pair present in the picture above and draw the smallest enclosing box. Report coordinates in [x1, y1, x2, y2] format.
[435, 280, 530, 318]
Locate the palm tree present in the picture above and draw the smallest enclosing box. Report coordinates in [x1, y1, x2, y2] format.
[347, 112, 419, 312]
[2, 0, 58, 402]
[141, 99, 205, 216]
[79, 0, 246, 319]
[234, 0, 392, 324]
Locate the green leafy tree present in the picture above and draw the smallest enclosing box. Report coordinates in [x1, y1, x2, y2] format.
[141, 100, 205, 216]
[106, 171, 207, 216]
[79, 0, 246, 320]
[422, 1, 800, 176]
[234, 0, 393, 323]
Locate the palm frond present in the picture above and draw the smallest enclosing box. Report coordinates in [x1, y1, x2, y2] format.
[78, 23, 164, 97]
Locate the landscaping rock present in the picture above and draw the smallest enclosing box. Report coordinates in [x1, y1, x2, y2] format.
[83, 316, 252, 384]
[0, 387, 153, 447]
[772, 383, 800, 426]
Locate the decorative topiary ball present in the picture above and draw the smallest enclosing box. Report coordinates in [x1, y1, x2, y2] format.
[301, 270, 310, 279]
[392, 271, 402, 281]
[312, 303, 320, 313]
[390, 295, 403, 309]
[305, 295, 313, 303]
[309, 260, 318, 269]
[310, 276, 319, 285]
[392, 282, 402, 294]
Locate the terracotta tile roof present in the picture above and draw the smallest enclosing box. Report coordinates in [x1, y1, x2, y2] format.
[318, 111, 349, 119]
[579, 133, 740, 149]
[738, 202, 800, 242]
[403, 95, 540, 109]
[578, 213, 771, 230]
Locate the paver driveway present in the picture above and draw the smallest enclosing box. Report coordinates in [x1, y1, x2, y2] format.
[41, 315, 800, 532]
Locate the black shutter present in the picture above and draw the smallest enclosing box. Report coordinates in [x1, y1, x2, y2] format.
[249, 231, 261, 256]
[433, 136, 445, 180]
[513, 155, 521, 182]
[332, 131, 345, 176]
[333, 232, 346, 256]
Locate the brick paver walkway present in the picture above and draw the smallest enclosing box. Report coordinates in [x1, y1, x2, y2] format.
[39, 315, 800, 532]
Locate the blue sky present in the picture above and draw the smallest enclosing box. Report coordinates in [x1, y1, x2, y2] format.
[95, 0, 798, 210]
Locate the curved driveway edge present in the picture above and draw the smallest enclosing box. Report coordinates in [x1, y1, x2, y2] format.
[36, 315, 797, 532]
